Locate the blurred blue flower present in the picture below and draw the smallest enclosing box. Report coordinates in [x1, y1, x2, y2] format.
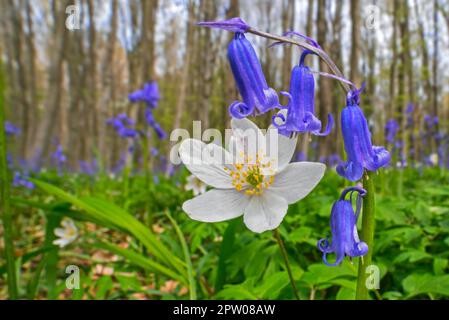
[107, 113, 138, 138]
[13, 171, 34, 190]
[385, 119, 399, 144]
[328, 154, 342, 167]
[145, 108, 167, 139]
[336, 87, 390, 181]
[317, 187, 368, 266]
[52, 145, 67, 164]
[52, 145, 67, 174]
[227, 33, 280, 118]
[5, 121, 20, 136]
[79, 160, 98, 176]
[128, 81, 160, 109]
[295, 151, 306, 162]
[151, 147, 159, 157]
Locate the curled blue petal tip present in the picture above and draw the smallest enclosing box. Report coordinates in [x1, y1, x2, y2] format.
[197, 17, 250, 33]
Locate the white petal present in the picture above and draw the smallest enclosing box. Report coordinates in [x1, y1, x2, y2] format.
[231, 117, 265, 138]
[265, 127, 297, 172]
[179, 139, 233, 188]
[54, 228, 66, 238]
[270, 162, 325, 204]
[230, 118, 266, 160]
[243, 191, 288, 233]
[53, 238, 68, 248]
[182, 189, 249, 223]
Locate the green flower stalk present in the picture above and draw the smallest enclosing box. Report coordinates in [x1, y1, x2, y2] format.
[0, 61, 18, 299]
[356, 170, 376, 300]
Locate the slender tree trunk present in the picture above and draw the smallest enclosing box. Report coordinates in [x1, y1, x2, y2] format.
[302, 0, 315, 160]
[389, 2, 398, 120]
[34, 0, 71, 163]
[166, 0, 195, 175]
[281, 0, 294, 90]
[317, 0, 332, 159]
[8, 0, 29, 159]
[24, 0, 37, 159]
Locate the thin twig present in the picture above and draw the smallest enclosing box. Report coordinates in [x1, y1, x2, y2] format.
[247, 28, 352, 93]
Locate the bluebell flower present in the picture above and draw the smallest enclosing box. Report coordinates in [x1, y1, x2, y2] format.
[406, 103, 414, 128]
[328, 154, 342, 167]
[424, 114, 438, 129]
[272, 51, 333, 136]
[145, 108, 166, 139]
[317, 187, 368, 266]
[227, 33, 280, 118]
[151, 147, 159, 157]
[52, 145, 67, 174]
[107, 113, 138, 138]
[295, 151, 306, 162]
[13, 171, 35, 190]
[129, 81, 160, 109]
[111, 153, 126, 175]
[79, 160, 98, 176]
[336, 88, 390, 181]
[52, 145, 67, 164]
[385, 119, 399, 144]
[5, 121, 20, 136]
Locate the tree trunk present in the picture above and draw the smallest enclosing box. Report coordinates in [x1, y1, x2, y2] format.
[33, 0, 71, 163]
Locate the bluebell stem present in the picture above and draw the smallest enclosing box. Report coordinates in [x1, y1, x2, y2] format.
[336, 87, 390, 181]
[128, 81, 160, 109]
[227, 33, 280, 118]
[317, 187, 368, 266]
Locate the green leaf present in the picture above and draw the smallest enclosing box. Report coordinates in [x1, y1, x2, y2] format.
[165, 211, 197, 300]
[433, 258, 448, 276]
[92, 242, 186, 284]
[31, 179, 188, 282]
[300, 262, 357, 286]
[403, 274, 449, 298]
[94, 276, 113, 300]
[215, 219, 239, 292]
[256, 271, 290, 299]
[115, 274, 142, 292]
[336, 287, 355, 300]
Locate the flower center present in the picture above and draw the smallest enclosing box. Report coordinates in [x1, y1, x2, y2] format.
[225, 153, 275, 196]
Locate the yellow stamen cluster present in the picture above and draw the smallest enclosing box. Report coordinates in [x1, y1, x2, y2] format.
[224, 152, 275, 196]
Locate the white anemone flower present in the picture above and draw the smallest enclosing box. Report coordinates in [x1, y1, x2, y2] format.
[179, 118, 326, 233]
[53, 218, 78, 248]
[429, 153, 438, 166]
[185, 174, 207, 196]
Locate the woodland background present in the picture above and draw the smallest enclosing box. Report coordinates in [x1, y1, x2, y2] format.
[1, 0, 449, 170]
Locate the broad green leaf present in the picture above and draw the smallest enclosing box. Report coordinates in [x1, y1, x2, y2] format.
[403, 274, 449, 298]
